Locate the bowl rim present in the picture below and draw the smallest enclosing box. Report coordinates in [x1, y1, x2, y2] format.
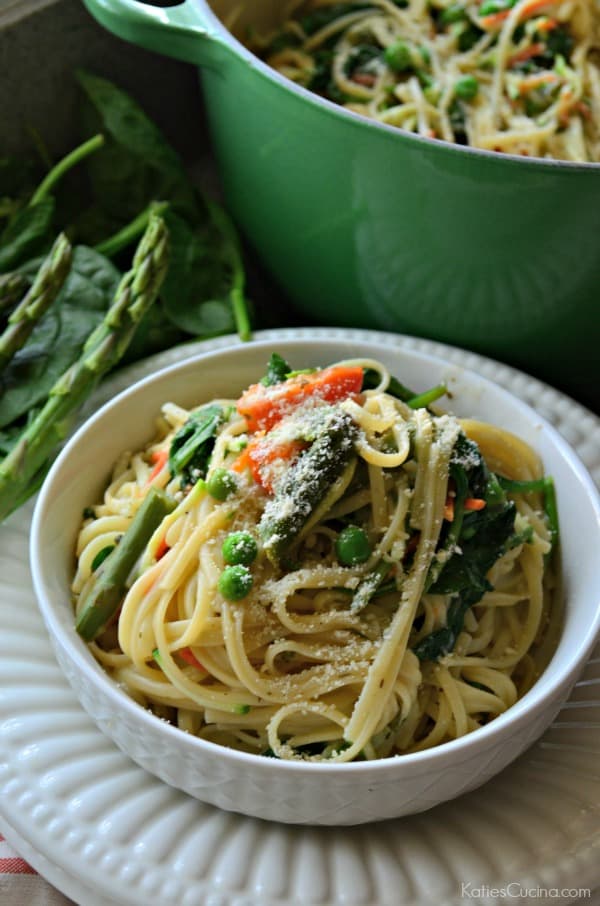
[30, 335, 600, 776]
[198, 0, 600, 173]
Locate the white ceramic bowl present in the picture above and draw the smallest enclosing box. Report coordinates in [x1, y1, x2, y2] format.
[30, 337, 600, 825]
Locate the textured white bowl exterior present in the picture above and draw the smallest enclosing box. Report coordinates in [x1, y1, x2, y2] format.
[30, 334, 600, 825]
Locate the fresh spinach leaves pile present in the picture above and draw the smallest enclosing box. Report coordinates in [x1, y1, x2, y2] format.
[0, 70, 252, 520]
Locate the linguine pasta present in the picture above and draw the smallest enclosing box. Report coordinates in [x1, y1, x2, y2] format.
[73, 356, 557, 763]
[250, 0, 600, 162]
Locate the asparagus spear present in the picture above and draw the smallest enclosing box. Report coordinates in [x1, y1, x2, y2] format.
[0, 214, 169, 521]
[76, 486, 176, 641]
[0, 272, 29, 315]
[0, 233, 72, 373]
[259, 409, 359, 566]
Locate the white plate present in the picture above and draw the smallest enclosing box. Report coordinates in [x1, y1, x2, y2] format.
[1, 328, 599, 906]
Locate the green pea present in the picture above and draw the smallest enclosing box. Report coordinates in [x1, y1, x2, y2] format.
[440, 2, 467, 23]
[207, 468, 237, 501]
[218, 564, 254, 601]
[454, 75, 479, 100]
[384, 40, 413, 72]
[222, 531, 258, 566]
[479, 0, 515, 14]
[335, 525, 371, 566]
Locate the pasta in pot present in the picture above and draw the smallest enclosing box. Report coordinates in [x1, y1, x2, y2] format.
[73, 356, 558, 763]
[248, 0, 600, 162]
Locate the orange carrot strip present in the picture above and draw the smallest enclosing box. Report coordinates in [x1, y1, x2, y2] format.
[508, 42, 545, 66]
[479, 9, 510, 29]
[235, 436, 307, 492]
[155, 537, 170, 560]
[178, 647, 205, 670]
[237, 365, 364, 433]
[480, 0, 558, 30]
[535, 16, 558, 31]
[147, 448, 169, 484]
[519, 71, 559, 94]
[353, 72, 377, 87]
[518, 0, 559, 19]
[464, 497, 487, 511]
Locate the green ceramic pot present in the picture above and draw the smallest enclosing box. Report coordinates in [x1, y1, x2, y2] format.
[83, 0, 600, 399]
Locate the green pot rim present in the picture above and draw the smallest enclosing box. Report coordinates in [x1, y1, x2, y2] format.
[199, 0, 600, 174]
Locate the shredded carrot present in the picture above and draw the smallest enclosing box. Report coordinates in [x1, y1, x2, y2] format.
[518, 0, 559, 20]
[480, 0, 559, 30]
[178, 647, 205, 671]
[353, 72, 377, 87]
[147, 448, 169, 484]
[535, 15, 558, 31]
[519, 71, 559, 94]
[464, 497, 487, 511]
[479, 9, 510, 29]
[237, 365, 364, 433]
[155, 537, 170, 560]
[574, 100, 592, 119]
[444, 495, 486, 520]
[508, 42, 545, 66]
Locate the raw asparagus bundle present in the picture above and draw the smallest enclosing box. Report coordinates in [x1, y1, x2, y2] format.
[0, 233, 72, 373]
[0, 213, 169, 521]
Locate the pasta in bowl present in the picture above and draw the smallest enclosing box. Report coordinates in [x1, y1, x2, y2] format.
[30, 335, 600, 823]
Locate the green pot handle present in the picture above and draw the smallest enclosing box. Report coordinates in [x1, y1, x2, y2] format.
[83, 0, 225, 64]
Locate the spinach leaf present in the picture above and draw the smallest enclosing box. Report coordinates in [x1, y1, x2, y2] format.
[414, 501, 517, 661]
[413, 591, 480, 662]
[169, 404, 224, 486]
[160, 208, 234, 334]
[160, 202, 250, 340]
[0, 246, 120, 427]
[76, 69, 198, 224]
[260, 353, 292, 386]
[430, 501, 516, 596]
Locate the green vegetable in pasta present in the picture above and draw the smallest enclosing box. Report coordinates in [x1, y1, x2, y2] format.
[414, 500, 518, 660]
[478, 0, 516, 15]
[259, 409, 359, 566]
[76, 486, 176, 641]
[350, 560, 392, 614]
[218, 564, 254, 601]
[168, 404, 224, 486]
[222, 531, 258, 566]
[498, 475, 559, 549]
[439, 4, 468, 24]
[260, 352, 292, 387]
[384, 40, 413, 72]
[335, 524, 371, 566]
[207, 467, 238, 501]
[361, 368, 447, 410]
[454, 75, 479, 100]
[91, 544, 115, 572]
